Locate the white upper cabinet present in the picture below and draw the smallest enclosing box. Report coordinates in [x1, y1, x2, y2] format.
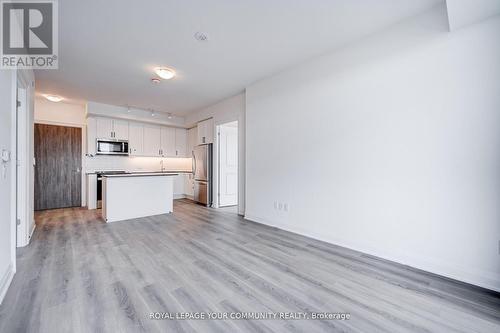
[128, 122, 144, 156]
[143, 125, 161, 157]
[96, 117, 113, 139]
[161, 127, 176, 157]
[187, 127, 197, 157]
[113, 119, 129, 140]
[175, 128, 187, 157]
[87, 116, 187, 158]
[197, 118, 214, 145]
[95, 117, 129, 140]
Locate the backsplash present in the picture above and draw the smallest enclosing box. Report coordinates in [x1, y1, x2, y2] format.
[85, 156, 192, 173]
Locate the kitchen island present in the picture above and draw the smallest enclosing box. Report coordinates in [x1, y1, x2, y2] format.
[102, 172, 178, 223]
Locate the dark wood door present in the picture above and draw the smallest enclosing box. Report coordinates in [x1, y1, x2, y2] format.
[34, 124, 82, 210]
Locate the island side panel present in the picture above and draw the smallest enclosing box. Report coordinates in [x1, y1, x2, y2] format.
[103, 175, 174, 223]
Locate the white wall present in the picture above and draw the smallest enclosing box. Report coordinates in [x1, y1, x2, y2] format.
[35, 97, 86, 126]
[186, 93, 246, 215]
[0, 71, 16, 304]
[446, 0, 500, 30]
[246, 5, 500, 291]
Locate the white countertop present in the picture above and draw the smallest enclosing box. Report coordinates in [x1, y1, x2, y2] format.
[86, 170, 192, 175]
[102, 172, 183, 178]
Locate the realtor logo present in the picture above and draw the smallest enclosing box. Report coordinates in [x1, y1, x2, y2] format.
[1, 0, 58, 69]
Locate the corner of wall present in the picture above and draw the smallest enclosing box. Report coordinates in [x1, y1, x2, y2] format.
[0, 261, 14, 305]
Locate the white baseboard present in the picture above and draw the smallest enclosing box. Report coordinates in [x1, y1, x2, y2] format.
[0, 263, 14, 305]
[174, 194, 186, 199]
[244, 213, 500, 293]
[29, 222, 36, 241]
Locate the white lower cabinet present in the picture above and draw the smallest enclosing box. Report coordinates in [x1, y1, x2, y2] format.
[173, 174, 185, 199]
[184, 173, 194, 198]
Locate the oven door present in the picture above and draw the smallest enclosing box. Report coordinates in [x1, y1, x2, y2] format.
[96, 140, 129, 155]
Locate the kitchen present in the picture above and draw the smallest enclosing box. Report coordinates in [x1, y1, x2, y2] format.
[34, 98, 217, 223]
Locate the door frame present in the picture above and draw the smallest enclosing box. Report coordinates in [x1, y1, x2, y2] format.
[209, 110, 245, 215]
[34, 121, 87, 209]
[15, 71, 35, 248]
[217, 121, 238, 208]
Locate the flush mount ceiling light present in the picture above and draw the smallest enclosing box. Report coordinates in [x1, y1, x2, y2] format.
[154, 67, 175, 80]
[151, 78, 161, 84]
[167, 113, 173, 119]
[194, 31, 209, 41]
[44, 94, 63, 102]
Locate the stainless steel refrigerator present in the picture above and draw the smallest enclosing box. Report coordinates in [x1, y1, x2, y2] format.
[192, 144, 212, 206]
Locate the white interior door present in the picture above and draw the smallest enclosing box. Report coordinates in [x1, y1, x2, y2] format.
[218, 123, 238, 207]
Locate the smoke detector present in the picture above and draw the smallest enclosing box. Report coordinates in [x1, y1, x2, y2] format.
[194, 32, 209, 41]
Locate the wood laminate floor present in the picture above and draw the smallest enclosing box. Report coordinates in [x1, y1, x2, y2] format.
[0, 200, 499, 333]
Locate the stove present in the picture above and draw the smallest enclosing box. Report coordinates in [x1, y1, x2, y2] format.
[96, 171, 127, 208]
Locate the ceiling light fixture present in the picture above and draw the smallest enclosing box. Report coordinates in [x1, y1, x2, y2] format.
[126, 105, 131, 113]
[167, 113, 173, 119]
[151, 110, 156, 117]
[194, 32, 209, 41]
[154, 67, 175, 80]
[44, 94, 63, 102]
[151, 78, 161, 84]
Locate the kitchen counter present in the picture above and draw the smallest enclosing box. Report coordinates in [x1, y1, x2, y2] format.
[102, 172, 181, 178]
[102, 173, 175, 222]
[86, 170, 192, 175]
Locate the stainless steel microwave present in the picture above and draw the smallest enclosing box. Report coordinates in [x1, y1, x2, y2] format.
[96, 140, 129, 155]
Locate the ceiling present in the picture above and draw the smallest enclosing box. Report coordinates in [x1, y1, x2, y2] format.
[35, 0, 442, 116]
